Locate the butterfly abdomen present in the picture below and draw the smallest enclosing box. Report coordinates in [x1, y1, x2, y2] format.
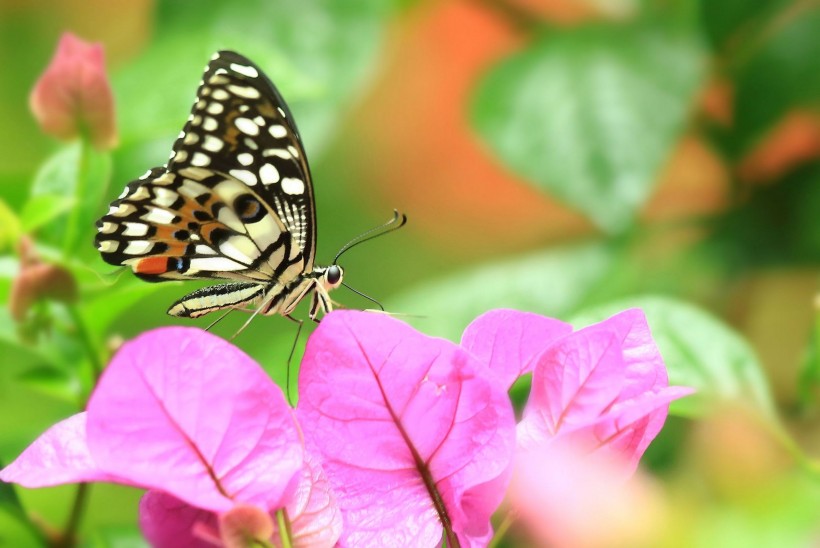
[168, 282, 267, 318]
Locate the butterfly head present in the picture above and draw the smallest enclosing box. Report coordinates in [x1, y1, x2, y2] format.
[322, 264, 344, 291]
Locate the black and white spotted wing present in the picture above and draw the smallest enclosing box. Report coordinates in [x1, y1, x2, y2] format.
[96, 51, 315, 286]
[168, 50, 316, 266]
[95, 51, 336, 320]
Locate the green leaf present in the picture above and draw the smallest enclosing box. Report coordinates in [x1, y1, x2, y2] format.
[388, 242, 619, 342]
[734, 7, 820, 153]
[0, 471, 25, 517]
[16, 366, 81, 405]
[0, 199, 21, 253]
[0, 306, 61, 370]
[88, 525, 149, 548]
[0, 256, 17, 306]
[705, 163, 820, 266]
[80, 276, 174, 335]
[28, 142, 111, 258]
[691, 477, 820, 548]
[114, 0, 395, 155]
[472, 24, 705, 233]
[19, 193, 77, 232]
[0, 504, 44, 548]
[570, 296, 776, 418]
[697, 0, 787, 51]
[0, 462, 45, 546]
[798, 308, 820, 410]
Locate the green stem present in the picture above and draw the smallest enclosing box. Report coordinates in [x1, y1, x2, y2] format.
[776, 427, 820, 479]
[54, 483, 90, 548]
[753, 410, 820, 480]
[66, 304, 103, 385]
[52, 304, 101, 547]
[487, 511, 515, 548]
[275, 508, 293, 548]
[62, 140, 89, 259]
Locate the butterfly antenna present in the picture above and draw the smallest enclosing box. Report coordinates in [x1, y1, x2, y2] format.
[333, 210, 407, 264]
[341, 282, 385, 312]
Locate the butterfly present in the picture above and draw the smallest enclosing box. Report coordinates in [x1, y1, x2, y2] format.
[95, 50, 401, 326]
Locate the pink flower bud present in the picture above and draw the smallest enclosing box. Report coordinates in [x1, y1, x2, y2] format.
[219, 505, 275, 548]
[9, 237, 77, 322]
[30, 32, 117, 150]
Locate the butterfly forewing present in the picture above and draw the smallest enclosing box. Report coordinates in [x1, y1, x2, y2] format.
[95, 51, 316, 287]
[169, 51, 316, 266]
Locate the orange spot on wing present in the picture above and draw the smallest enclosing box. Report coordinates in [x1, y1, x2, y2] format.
[135, 256, 169, 275]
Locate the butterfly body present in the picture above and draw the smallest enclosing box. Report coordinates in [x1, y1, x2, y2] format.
[167, 265, 342, 320]
[95, 51, 343, 321]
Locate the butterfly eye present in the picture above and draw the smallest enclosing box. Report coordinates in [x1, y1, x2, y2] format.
[326, 265, 342, 286]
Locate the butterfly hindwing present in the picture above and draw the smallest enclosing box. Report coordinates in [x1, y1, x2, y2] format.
[95, 51, 316, 286]
[96, 168, 304, 283]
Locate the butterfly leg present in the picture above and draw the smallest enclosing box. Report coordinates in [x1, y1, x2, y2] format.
[205, 308, 235, 331]
[230, 290, 280, 340]
[284, 314, 304, 407]
[309, 285, 333, 322]
[205, 304, 262, 332]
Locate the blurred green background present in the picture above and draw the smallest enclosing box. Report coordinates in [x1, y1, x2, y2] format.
[1, 0, 820, 546]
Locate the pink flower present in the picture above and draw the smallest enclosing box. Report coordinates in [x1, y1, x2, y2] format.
[297, 311, 517, 547]
[0, 327, 338, 547]
[30, 32, 117, 149]
[139, 451, 341, 548]
[463, 308, 692, 545]
[1, 308, 686, 547]
[517, 309, 692, 469]
[460, 308, 573, 389]
[508, 444, 668, 547]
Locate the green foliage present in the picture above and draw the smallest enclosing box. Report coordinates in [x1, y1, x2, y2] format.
[798, 309, 820, 410]
[87, 525, 149, 547]
[705, 164, 820, 268]
[0, 199, 21, 252]
[80, 277, 175, 336]
[27, 142, 111, 259]
[115, 0, 392, 154]
[472, 24, 705, 233]
[19, 193, 77, 233]
[17, 366, 81, 405]
[389, 242, 620, 341]
[0, 256, 16, 305]
[697, 0, 788, 51]
[734, 8, 820, 153]
[690, 477, 820, 548]
[0, 288, 68, 388]
[0, 506, 44, 547]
